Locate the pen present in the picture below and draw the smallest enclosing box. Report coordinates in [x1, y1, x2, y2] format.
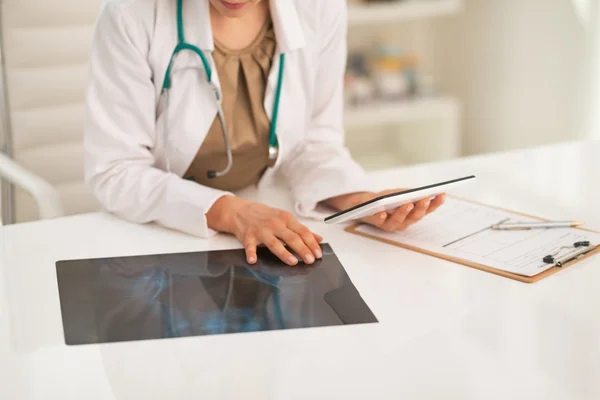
[492, 221, 584, 230]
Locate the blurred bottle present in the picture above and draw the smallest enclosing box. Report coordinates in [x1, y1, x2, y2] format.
[345, 52, 376, 107]
[370, 39, 409, 101]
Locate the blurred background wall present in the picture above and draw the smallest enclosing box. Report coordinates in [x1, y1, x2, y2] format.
[344, 0, 599, 168]
[433, 0, 593, 155]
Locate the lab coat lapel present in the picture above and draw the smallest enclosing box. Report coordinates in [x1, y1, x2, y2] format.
[188, 0, 215, 51]
[183, 0, 222, 93]
[160, 0, 221, 177]
[263, 0, 307, 172]
[270, 0, 307, 53]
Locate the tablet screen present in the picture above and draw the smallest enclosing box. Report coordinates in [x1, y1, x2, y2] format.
[324, 175, 475, 222]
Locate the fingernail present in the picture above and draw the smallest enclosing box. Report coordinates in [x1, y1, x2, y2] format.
[315, 249, 323, 259]
[248, 256, 256, 264]
[306, 254, 315, 264]
[380, 213, 387, 220]
[406, 204, 414, 212]
[424, 200, 430, 207]
[288, 256, 298, 265]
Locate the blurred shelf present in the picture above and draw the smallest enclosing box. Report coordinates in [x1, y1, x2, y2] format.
[353, 153, 407, 171]
[344, 95, 460, 129]
[348, 0, 463, 26]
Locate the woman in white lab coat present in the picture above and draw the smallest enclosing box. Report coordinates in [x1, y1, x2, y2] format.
[84, 0, 444, 266]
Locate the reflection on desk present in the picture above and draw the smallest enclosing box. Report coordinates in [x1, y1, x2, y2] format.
[55, 244, 378, 345]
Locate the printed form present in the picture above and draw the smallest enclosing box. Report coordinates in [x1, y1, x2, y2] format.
[356, 198, 600, 277]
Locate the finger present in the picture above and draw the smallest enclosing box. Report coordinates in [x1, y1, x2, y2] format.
[277, 227, 316, 264]
[381, 203, 415, 231]
[360, 211, 389, 228]
[281, 211, 324, 247]
[243, 233, 259, 264]
[426, 194, 446, 214]
[394, 199, 430, 232]
[260, 232, 298, 266]
[406, 198, 430, 222]
[288, 221, 323, 260]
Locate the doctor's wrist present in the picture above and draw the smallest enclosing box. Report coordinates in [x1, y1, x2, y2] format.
[206, 195, 247, 234]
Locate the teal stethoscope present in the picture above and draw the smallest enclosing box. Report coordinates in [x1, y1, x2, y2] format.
[161, 0, 286, 179]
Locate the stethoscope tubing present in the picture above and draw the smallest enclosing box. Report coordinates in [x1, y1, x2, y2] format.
[161, 0, 284, 178]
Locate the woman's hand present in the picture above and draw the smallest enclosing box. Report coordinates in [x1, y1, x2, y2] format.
[324, 190, 445, 232]
[207, 196, 323, 266]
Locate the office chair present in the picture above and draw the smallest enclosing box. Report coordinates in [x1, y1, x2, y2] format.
[0, 0, 103, 224]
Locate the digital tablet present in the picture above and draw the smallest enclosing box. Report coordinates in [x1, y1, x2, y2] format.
[324, 175, 476, 224]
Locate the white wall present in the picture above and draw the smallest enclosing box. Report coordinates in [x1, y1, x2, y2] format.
[581, 0, 600, 139]
[432, 0, 590, 155]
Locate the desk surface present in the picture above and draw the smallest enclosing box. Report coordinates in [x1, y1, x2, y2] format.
[2, 140, 600, 400]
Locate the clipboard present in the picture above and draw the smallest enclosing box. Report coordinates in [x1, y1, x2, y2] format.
[345, 197, 600, 284]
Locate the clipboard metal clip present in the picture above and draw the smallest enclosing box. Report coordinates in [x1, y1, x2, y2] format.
[542, 241, 596, 267]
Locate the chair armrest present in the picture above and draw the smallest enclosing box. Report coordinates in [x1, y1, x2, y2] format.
[0, 152, 64, 220]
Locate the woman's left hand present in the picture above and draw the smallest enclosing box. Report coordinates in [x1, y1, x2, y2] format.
[325, 190, 445, 232]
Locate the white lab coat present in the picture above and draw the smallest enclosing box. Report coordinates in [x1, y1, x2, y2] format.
[84, 0, 370, 238]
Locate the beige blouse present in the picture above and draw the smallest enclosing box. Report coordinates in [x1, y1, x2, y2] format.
[183, 21, 276, 191]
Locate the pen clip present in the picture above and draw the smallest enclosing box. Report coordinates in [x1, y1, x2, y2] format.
[554, 245, 597, 268]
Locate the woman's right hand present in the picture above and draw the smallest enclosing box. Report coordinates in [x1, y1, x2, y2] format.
[206, 196, 323, 266]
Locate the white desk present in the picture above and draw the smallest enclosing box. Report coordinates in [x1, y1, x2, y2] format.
[2, 140, 600, 400]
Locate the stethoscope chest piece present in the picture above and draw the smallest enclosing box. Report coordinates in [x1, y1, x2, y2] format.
[268, 146, 279, 163]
